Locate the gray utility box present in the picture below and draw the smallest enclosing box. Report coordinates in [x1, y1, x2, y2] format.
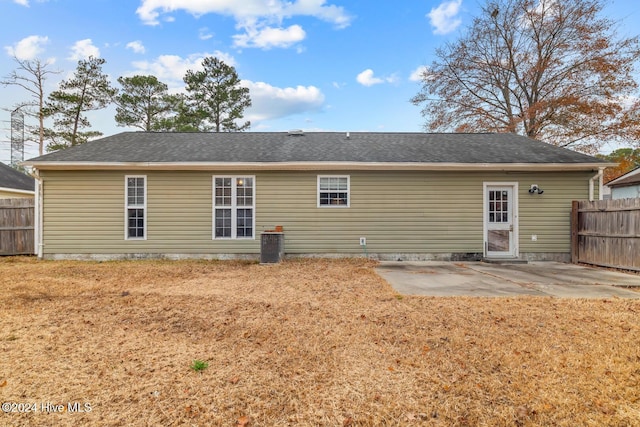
[260, 232, 284, 263]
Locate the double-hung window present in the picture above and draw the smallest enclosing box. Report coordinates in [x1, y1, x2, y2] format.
[213, 176, 255, 239]
[318, 175, 350, 207]
[125, 176, 146, 239]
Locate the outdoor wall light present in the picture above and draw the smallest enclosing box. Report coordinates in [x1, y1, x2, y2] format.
[529, 184, 544, 195]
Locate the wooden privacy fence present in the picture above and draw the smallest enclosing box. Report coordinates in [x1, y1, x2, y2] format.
[571, 199, 640, 272]
[0, 198, 34, 255]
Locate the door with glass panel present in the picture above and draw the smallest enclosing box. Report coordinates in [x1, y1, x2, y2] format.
[484, 185, 517, 258]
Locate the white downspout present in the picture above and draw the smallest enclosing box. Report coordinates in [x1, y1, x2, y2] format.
[588, 167, 604, 201]
[598, 167, 604, 200]
[33, 168, 44, 258]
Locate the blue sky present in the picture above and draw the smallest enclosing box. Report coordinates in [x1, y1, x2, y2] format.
[0, 0, 638, 162]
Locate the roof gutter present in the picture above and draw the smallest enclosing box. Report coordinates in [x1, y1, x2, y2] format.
[22, 161, 616, 172]
[0, 187, 35, 196]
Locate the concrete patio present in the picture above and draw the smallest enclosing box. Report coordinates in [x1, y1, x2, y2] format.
[376, 261, 640, 298]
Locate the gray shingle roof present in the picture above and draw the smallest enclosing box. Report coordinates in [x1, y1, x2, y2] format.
[606, 167, 640, 187]
[25, 131, 605, 165]
[0, 162, 35, 192]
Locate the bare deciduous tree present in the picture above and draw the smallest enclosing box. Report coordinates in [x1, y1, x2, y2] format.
[412, 0, 640, 153]
[1, 57, 60, 155]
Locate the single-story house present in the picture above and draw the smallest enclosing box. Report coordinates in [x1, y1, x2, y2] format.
[23, 131, 612, 261]
[0, 161, 35, 198]
[604, 167, 640, 199]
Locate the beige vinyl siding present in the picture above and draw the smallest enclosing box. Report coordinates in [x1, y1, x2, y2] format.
[43, 171, 127, 253]
[40, 169, 595, 257]
[267, 171, 484, 254]
[42, 170, 256, 254]
[518, 172, 592, 253]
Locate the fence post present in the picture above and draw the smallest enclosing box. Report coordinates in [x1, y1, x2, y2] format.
[570, 200, 579, 264]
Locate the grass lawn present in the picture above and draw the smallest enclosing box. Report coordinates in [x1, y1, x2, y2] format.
[1, 257, 639, 426]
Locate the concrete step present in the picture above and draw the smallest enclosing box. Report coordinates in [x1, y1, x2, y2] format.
[482, 258, 529, 264]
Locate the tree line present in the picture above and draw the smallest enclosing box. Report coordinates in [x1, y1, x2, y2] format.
[2, 56, 251, 154]
[3, 0, 639, 161]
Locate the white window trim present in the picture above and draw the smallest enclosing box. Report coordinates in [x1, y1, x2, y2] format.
[212, 175, 256, 240]
[317, 175, 350, 208]
[124, 175, 147, 240]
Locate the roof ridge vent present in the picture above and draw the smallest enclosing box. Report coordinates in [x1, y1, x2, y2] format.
[287, 129, 304, 136]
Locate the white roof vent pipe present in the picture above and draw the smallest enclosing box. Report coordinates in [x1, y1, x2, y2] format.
[346, 132, 350, 139]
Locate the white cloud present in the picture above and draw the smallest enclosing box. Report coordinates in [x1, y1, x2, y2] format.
[136, 0, 351, 49]
[357, 69, 382, 86]
[68, 39, 100, 60]
[199, 27, 213, 40]
[409, 65, 430, 82]
[131, 51, 236, 84]
[4, 35, 49, 60]
[356, 69, 397, 87]
[243, 80, 325, 121]
[427, 0, 463, 35]
[13, 0, 50, 5]
[233, 25, 306, 49]
[284, 0, 351, 29]
[137, 0, 351, 26]
[126, 40, 145, 54]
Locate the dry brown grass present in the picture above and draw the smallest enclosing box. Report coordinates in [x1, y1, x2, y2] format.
[1, 257, 639, 426]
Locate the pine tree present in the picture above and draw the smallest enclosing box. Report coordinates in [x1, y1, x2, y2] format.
[183, 57, 251, 132]
[45, 56, 116, 151]
[115, 75, 180, 131]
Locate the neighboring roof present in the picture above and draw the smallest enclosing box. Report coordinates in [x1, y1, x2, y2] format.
[0, 162, 35, 193]
[23, 131, 611, 171]
[606, 167, 640, 188]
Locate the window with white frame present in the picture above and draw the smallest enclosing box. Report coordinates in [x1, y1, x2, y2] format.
[213, 176, 255, 239]
[318, 175, 350, 207]
[125, 176, 146, 239]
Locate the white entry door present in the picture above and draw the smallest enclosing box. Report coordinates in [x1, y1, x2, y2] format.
[484, 184, 518, 258]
